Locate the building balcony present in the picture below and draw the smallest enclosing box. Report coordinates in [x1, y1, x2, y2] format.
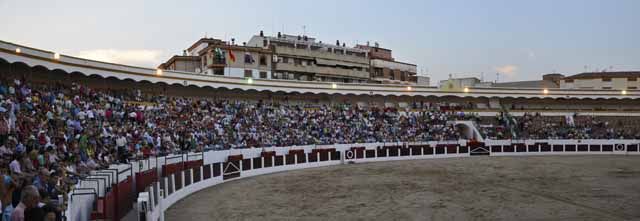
[207, 63, 225, 68]
[275, 47, 369, 65]
[276, 63, 370, 79]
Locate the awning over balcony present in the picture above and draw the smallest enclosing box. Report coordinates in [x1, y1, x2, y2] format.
[315, 58, 368, 69]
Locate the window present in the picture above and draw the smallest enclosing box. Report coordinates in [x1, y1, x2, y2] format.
[374, 68, 383, 77]
[213, 69, 224, 75]
[602, 87, 612, 90]
[260, 72, 267, 78]
[602, 77, 612, 82]
[263, 39, 268, 47]
[259, 56, 267, 66]
[244, 70, 253, 78]
[294, 58, 302, 65]
[244, 54, 254, 64]
[629, 77, 637, 81]
[272, 72, 292, 80]
[564, 79, 574, 83]
[628, 86, 638, 90]
[282, 57, 289, 63]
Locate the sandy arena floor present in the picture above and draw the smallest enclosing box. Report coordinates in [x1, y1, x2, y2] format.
[165, 156, 640, 221]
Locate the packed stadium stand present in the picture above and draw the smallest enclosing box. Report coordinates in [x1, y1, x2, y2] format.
[1, 40, 639, 221]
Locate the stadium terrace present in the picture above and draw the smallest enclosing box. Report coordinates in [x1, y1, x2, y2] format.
[0, 37, 639, 221]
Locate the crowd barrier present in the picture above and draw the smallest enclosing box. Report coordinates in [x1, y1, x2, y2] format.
[136, 139, 639, 221]
[67, 152, 204, 221]
[65, 139, 639, 221]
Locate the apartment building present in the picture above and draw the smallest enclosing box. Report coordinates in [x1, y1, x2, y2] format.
[161, 31, 421, 84]
[560, 72, 640, 90]
[355, 43, 418, 84]
[248, 32, 370, 83]
[160, 37, 273, 79]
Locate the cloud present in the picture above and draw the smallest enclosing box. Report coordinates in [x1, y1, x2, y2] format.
[527, 50, 536, 60]
[495, 65, 518, 77]
[75, 49, 165, 67]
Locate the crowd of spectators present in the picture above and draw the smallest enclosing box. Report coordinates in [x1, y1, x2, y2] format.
[1, 74, 639, 220]
[0, 76, 468, 220]
[513, 113, 640, 140]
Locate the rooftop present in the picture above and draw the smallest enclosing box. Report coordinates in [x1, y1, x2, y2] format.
[492, 80, 560, 88]
[253, 33, 369, 53]
[563, 71, 640, 80]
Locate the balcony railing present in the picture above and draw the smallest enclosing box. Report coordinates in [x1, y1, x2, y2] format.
[275, 47, 369, 65]
[277, 63, 370, 79]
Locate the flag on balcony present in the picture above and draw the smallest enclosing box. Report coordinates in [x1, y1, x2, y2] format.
[228, 48, 236, 63]
[214, 48, 223, 60]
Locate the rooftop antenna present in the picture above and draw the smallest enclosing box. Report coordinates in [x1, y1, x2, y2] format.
[302, 25, 306, 37]
[481, 72, 484, 82]
[496, 72, 500, 83]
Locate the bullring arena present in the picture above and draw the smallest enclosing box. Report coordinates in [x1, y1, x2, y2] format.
[166, 156, 640, 221]
[1, 39, 640, 221]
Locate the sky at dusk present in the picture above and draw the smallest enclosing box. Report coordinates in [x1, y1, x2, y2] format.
[1, 0, 639, 83]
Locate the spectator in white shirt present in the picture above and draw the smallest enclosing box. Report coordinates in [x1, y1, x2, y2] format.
[9, 155, 22, 174]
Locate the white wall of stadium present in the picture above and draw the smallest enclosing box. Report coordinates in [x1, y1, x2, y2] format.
[2, 40, 639, 100]
[60, 139, 640, 221]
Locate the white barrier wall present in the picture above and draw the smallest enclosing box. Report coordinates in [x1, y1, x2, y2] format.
[137, 139, 639, 221]
[66, 139, 639, 221]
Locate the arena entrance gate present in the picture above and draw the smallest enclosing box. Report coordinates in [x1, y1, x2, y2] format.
[223, 155, 242, 180]
[468, 142, 489, 156]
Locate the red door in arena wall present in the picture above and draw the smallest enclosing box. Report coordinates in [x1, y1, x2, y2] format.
[223, 155, 242, 180]
[469, 142, 489, 156]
